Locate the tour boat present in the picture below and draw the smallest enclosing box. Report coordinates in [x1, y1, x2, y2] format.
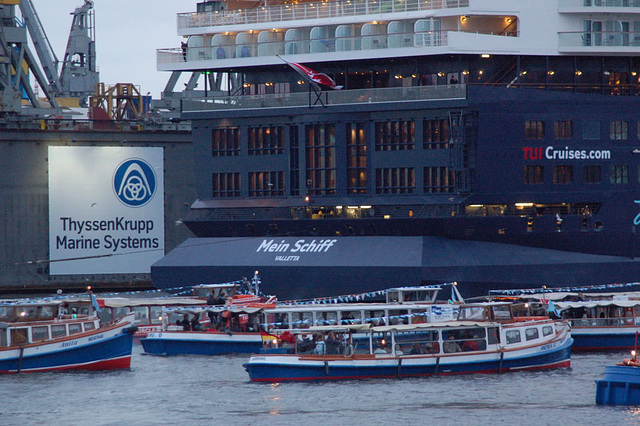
[0, 297, 137, 373]
[243, 303, 572, 382]
[140, 283, 463, 356]
[553, 299, 640, 351]
[596, 332, 640, 405]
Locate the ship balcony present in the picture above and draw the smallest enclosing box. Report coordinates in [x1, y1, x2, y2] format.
[559, 0, 640, 12]
[180, 84, 467, 112]
[177, 0, 470, 35]
[158, 29, 519, 72]
[558, 31, 640, 53]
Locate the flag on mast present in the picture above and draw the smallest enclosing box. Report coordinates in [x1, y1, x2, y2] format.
[278, 55, 343, 90]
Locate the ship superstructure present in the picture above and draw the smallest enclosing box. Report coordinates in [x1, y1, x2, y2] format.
[152, 0, 640, 298]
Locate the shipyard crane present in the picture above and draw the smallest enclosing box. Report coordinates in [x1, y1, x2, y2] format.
[0, 0, 99, 113]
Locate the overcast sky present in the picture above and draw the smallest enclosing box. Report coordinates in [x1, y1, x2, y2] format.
[30, 0, 195, 98]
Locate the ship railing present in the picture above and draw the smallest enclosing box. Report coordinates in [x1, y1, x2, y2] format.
[569, 317, 639, 327]
[181, 84, 467, 112]
[559, 30, 640, 47]
[559, 0, 640, 8]
[177, 0, 470, 30]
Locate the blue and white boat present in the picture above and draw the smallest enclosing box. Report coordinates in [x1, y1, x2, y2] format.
[0, 298, 136, 373]
[554, 299, 640, 351]
[243, 303, 573, 382]
[141, 284, 462, 356]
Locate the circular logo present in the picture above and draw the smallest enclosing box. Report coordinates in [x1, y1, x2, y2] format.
[113, 158, 157, 207]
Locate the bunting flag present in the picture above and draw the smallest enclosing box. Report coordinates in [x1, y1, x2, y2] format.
[278, 55, 343, 90]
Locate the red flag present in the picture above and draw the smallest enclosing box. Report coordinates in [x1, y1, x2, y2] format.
[279, 56, 342, 90]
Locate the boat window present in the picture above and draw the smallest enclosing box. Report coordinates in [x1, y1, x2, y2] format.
[34, 305, 55, 318]
[10, 328, 28, 345]
[492, 305, 513, 321]
[150, 306, 163, 325]
[542, 325, 553, 336]
[51, 325, 66, 338]
[394, 330, 440, 354]
[457, 306, 487, 321]
[525, 327, 539, 341]
[132, 306, 149, 322]
[32, 326, 49, 341]
[371, 331, 392, 354]
[99, 308, 114, 323]
[411, 309, 429, 324]
[0, 307, 11, 320]
[84, 322, 95, 331]
[112, 307, 130, 321]
[388, 309, 409, 325]
[487, 327, 500, 344]
[365, 310, 387, 326]
[505, 330, 521, 344]
[293, 312, 312, 328]
[315, 311, 338, 326]
[340, 311, 360, 325]
[0, 329, 6, 347]
[68, 323, 82, 334]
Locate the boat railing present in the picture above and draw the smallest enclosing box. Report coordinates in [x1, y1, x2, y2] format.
[559, 30, 640, 47]
[177, 0, 470, 31]
[569, 317, 639, 327]
[182, 84, 467, 112]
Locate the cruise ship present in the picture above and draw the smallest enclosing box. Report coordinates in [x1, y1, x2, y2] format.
[152, 0, 640, 299]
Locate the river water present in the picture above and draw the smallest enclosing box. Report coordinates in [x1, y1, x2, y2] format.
[1, 346, 638, 425]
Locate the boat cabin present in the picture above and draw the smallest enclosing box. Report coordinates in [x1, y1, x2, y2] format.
[0, 302, 100, 348]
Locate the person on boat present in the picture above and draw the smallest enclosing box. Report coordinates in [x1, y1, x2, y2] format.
[311, 334, 326, 354]
[462, 336, 480, 352]
[191, 313, 202, 331]
[177, 314, 190, 331]
[216, 292, 227, 305]
[374, 340, 389, 354]
[206, 291, 216, 305]
[325, 332, 341, 354]
[443, 335, 462, 353]
[410, 343, 423, 354]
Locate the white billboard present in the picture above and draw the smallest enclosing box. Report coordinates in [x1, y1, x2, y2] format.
[48, 146, 165, 274]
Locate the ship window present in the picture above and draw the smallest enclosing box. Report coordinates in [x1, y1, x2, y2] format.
[0, 330, 6, 347]
[375, 168, 415, 194]
[554, 121, 573, 139]
[289, 125, 300, 196]
[51, 325, 66, 338]
[610, 165, 629, 184]
[249, 171, 285, 196]
[609, 121, 629, 140]
[83, 322, 95, 331]
[525, 120, 545, 139]
[582, 121, 600, 139]
[525, 327, 539, 341]
[306, 123, 337, 195]
[10, 328, 28, 345]
[582, 165, 601, 184]
[248, 126, 284, 155]
[212, 172, 241, 197]
[553, 165, 573, 184]
[423, 119, 449, 149]
[424, 166, 455, 193]
[505, 330, 521, 344]
[212, 128, 240, 156]
[375, 120, 414, 151]
[347, 123, 367, 194]
[523, 165, 544, 184]
[542, 326, 554, 336]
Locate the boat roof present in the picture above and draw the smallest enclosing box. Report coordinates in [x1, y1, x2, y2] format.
[371, 321, 495, 333]
[555, 300, 640, 309]
[95, 297, 206, 308]
[265, 302, 456, 313]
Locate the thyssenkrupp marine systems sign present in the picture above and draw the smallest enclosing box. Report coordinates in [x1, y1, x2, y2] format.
[48, 146, 165, 274]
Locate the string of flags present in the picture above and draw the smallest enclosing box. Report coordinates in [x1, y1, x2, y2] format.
[489, 281, 640, 296]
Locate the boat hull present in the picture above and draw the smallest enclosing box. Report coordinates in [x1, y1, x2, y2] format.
[570, 328, 640, 351]
[596, 365, 640, 405]
[0, 322, 135, 374]
[141, 331, 263, 356]
[244, 337, 573, 382]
